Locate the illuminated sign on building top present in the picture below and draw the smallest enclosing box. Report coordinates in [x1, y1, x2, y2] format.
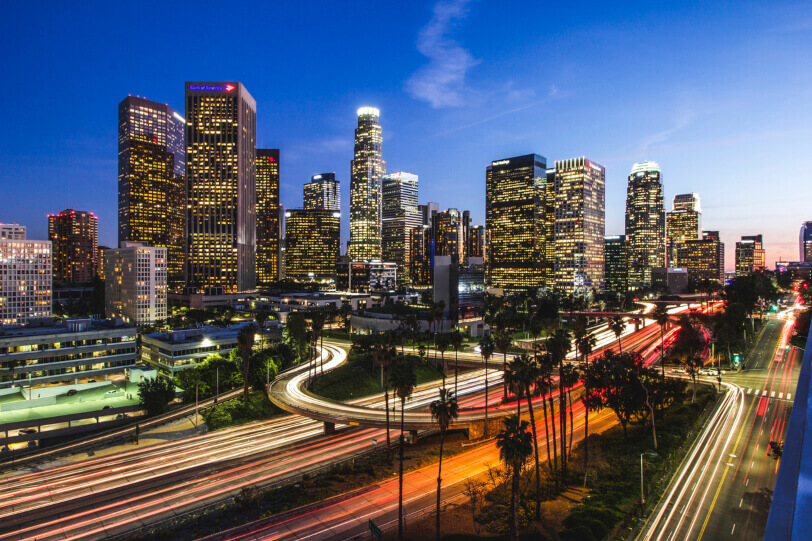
[492, 159, 511, 166]
[188, 84, 235, 92]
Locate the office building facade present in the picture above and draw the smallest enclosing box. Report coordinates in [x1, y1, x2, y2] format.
[604, 235, 629, 294]
[48, 209, 98, 285]
[284, 209, 341, 281]
[304, 173, 340, 211]
[256, 149, 280, 287]
[185, 82, 257, 294]
[433, 208, 470, 264]
[676, 230, 725, 285]
[625, 161, 665, 286]
[666, 193, 701, 266]
[118, 96, 185, 292]
[552, 157, 606, 294]
[382, 172, 419, 285]
[485, 154, 551, 293]
[800, 222, 812, 263]
[468, 225, 487, 261]
[0, 227, 52, 326]
[735, 234, 766, 276]
[105, 241, 168, 326]
[348, 107, 386, 261]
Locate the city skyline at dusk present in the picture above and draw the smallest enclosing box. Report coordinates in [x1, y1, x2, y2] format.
[1, 1, 810, 270]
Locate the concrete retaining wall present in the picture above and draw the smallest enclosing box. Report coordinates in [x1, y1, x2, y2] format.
[1, 396, 57, 412]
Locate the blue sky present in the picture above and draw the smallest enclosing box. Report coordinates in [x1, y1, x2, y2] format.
[1, 0, 809, 271]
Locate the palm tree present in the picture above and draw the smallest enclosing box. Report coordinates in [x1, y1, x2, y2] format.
[575, 330, 597, 487]
[496, 415, 534, 541]
[309, 309, 327, 376]
[390, 356, 418, 541]
[430, 388, 459, 539]
[450, 329, 464, 396]
[505, 355, 531, 417]
[654, 304, 670, 377]
[548, 328, 572, 473]
[609, 314, 625, 353]
[559, 364, 580, 456]
[373, 339, 395, 450]
[515, 354, 544, 520]
[237, 324, 257, 403]
[494, 328, 513, 400]
[536, 353, 558, 491]
[478, 335, 495, 435]
[435, 332, 450, 387]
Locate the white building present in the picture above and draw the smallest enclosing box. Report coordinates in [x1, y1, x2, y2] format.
[0, 224, 52, 326]
[105, 241, 167, 326]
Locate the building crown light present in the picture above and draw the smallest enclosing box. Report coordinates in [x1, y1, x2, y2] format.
[630, 161, 661, 174]
[357, 106, 380, 117]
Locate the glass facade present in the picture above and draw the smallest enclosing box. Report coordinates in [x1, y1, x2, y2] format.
[666, 193, 701, 266]
[381, 172, 419, 286]
[676, 230, 725, 284]
[553, 158, 606, 294]
[625, 161, 665, 286]
[256, 149, 280, 287]
[735, 234, 765, 276]
[304, 173, 340, 211]
[48, 210, 98, 285]
[118, 96, 185, 292]
[0, 233, 52, 326]
[800, 222, 812, 263]
[468, 225, 487, 261]
[604, 235, 629, 293]
[485, 154, 551, 293]
[284, 209, 341, 281]
[185, 82, 256, 294]
[348, 107, 386, 261]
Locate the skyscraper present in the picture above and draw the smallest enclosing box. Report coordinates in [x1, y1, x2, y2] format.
[118, 96, 185, 292]
[382, 172, 419, 285]
[677, 231, 725, 284]
[48, 209, 98, 285]
[304, 173, 341, 211]
[256, 149, 280, 287]
[553, 157, 606, 294]
[800, 222, 812, 262]
[604, 235, 629, 293]
[432, 208, 470, 264]
[348, 107, 386, 261]
[0, 225, 51, 325]
[468, 225, 487, 261]
[105, 241, 167, 326]
[625, 161, 665, 286]
[666, 193, 701, 266]
[486, 154, 551, 293]
[285, 209, 341, 281]
[185, 82, 256, 294]
[736, 234, 765, 276]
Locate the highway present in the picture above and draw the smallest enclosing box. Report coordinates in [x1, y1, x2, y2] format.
[638, 317, 798, 541]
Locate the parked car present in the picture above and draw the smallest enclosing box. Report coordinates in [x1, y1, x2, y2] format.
[102, 405, 112, 410]
[18, 428, 37, 435]
[67, 389, 78, 396]
[105, 389, 117, 395]
[88, 380, 97, 383]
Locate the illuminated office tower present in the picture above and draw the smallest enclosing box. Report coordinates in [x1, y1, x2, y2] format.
[105, 241, 167, 326]
[96, 246, 109, 280]
[666, 193, 701, 265]
[676, 231, 725, 284]
[48, 209, 98, 285]
[277, 205, 286, 280]
[0, 226, 51, 325]
[486, 154, 551, 292]
[735, 234, 765, 276]
[185, 82, 256, 294]
[348, 107, 386, 261]
[284, 209, 341, 281]
[304, 173, 340, 211]
[604, 235, 629, 293]
[382, 172, 419, 285]
[800, 222, 812, 262]
[118, 96, 185, 292]
[409, 225, 433, 287]
[625, 161, 665, 286]
[468, 225, 487, 261]
[256, 149, 280, 287]
[553, 157, 605, 294]
[432, 208, 470, 264]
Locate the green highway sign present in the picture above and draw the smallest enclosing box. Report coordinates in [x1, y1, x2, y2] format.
[369, 519, 382, 539]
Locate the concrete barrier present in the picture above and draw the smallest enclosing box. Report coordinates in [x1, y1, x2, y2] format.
[21, 381, 111, 400]
[1, 396, 57, 412]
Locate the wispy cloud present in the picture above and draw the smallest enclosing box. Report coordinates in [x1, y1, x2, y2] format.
[406, 0, 479, 108]
[636, 112, 694, 155]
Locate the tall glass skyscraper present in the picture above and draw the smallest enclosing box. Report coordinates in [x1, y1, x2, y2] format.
[118, 96, 185, 292]
[604, 235, 629, 293]
[48, 209, 98, 285]
[666, 193, 701, 266]
[256, 149, 280, 287]
[625, 161, 665, 286]
[382, 172, 419, 285]
[800, 222, 812, 262]
[348, 107, 386, 261]
[735, 234, 765, 276]
[552, 157, 606, 294]
[485, 154, 551, 293]
[304, 173, 340, 211]
[185, 82, 256, 294]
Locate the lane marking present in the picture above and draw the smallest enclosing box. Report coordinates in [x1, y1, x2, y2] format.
[779, 392, 783, 400]
[763, 390, 768, 397]
[731, 523, 736, 535]
[788, 393, 792, 401]
[771, 391, 776, 398]
[739, 498, 743, 508]
[747, 388, 753, 395]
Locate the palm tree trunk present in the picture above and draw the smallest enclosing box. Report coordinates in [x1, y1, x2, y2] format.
[568, 388, 574, 456]
[503, 352, 508, 399]
[511, 465, 520, 541]
[559, 363, 567, 474]
[660, 325, 665, 378]
[436, 430, 444, 540]
[484, 357, 489, 437]
[399, 398, 405, 541]
[385, 389, 391, 449]
[542, 390, 554, 479]
[526, 385, 542, 521]
[548, 393, 559, 492]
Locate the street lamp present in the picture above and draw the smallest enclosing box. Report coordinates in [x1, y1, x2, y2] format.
[640, 452, 658, 505]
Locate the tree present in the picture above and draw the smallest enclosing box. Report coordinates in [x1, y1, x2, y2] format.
[584, 350, 647, 439]
[284, 312, 310, 365]
[309, 309, 327, 376]
[496, 415, 534, 541]
[494, 328, 513, 399]
[389, 356, 417, 541]
[450, 329, 464, 396]
[435, 332, 450, 386]
[575, 329, 596, 486]
[138, 376, 176, 417]
[609, 315, 625, 353]
[560, 364, 580, 456]
[654, 304, 670, 377]
[237, 324, 257, 403]
[672, 316, 706, 402]
[372, 337, 395, 450]
[536, 352, 558, 491]
[430, 388, 459, 539]
[548, 328, 572, 473]
[511, 354, 544, 520]
[479, 335, 495, 433]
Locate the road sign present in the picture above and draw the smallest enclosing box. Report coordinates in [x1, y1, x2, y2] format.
[369, 519, 382, 539]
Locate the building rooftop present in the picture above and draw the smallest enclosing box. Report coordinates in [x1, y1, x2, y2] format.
[0, 318, 134, 338]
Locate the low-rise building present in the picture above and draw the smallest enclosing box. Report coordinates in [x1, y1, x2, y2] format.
[0, 318, 136, 389]
[336, 261, 397, 293]
[651, 267, 689, 295]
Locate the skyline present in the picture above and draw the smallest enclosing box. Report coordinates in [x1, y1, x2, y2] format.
[1, 1, 810, 270]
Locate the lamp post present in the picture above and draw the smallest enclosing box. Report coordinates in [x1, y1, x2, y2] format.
[640, 452, 658, 505]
